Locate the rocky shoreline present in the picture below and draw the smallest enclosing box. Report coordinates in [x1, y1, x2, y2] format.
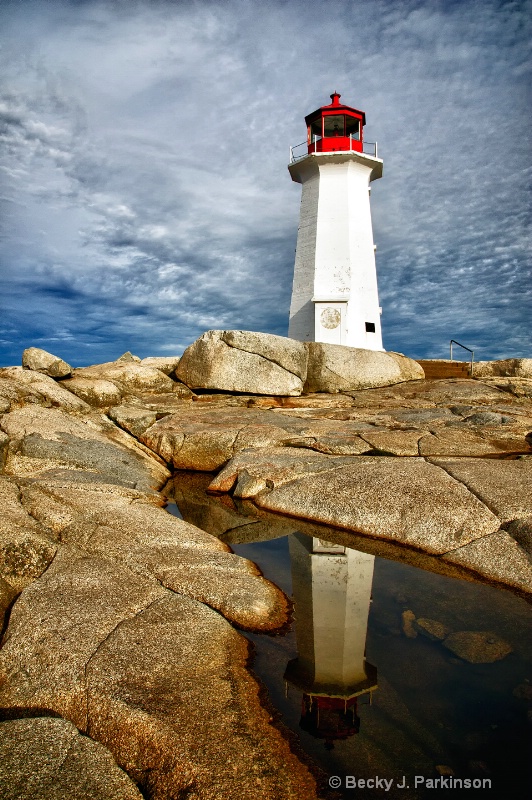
[1, 332, 531, 799]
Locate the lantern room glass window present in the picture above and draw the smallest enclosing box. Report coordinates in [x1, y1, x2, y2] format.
[346, 116, 360, 140]
[310, 119, 322, 141]
[323, 115, 345, 137]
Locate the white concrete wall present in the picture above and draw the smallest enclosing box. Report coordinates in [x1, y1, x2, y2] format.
[288, 162, 320, 341]
[288, 152, 384, 350]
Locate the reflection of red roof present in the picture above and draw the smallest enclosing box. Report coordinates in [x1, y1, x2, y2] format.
[299, 694, 360, 743]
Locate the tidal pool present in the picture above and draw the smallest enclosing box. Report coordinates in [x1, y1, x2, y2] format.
[165, 473, 531, 800]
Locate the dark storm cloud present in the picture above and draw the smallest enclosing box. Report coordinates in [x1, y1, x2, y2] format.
[0, 0, 530, 365]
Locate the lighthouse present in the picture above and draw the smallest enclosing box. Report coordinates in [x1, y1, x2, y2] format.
[288, 92, 384, 350]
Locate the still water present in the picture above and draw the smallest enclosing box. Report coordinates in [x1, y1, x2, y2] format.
[165, 473, 531, 800]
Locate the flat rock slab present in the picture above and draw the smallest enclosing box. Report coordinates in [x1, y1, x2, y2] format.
[350, 378, 510, 407]
[0, 547, 317, 800]
[441, 530, 532, 595]
[244, 456, 501, 553]
[1, 405, 169, 493]
[209, 446, 356, 495]
[0, 717, 142, 800]
[141, 407, 303, 471]
[429, 457, 532, 521]
[141, 407, 379, 471]
[418, 428, 512, 457]
[20, 480, 288, 631]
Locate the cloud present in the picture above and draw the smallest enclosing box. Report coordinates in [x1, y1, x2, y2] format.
[0, 0, 530, 366]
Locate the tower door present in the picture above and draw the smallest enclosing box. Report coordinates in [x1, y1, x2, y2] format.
[314, 301, 347, 345]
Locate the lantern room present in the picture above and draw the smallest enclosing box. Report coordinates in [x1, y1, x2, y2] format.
[306, 92, 365, 154]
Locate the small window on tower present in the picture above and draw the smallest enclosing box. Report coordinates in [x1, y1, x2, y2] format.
[365, 322, 376, 333]
[346, 117, 360, 140]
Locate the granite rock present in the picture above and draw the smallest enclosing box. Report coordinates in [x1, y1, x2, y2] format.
[473, 358, 532, 379]
[0, 476, 57, 591]
[0, 547, 317, 800]
[139, 356, 181, 375]
[305, 342, 424, 393]
[176, 330, 306, 395]
[72, 362, 175, 393]
[108, 404, 158, 438]
[22, 347, 72, 378]
[503, 517, 532, 557]
[441, 529, 532, 595]
[246, 456, 501, 553]
[442, 631, 512, 663]
[20, 480, 288, 631]
[0, 717, 143, 800]
[429, 457, 532, 521]
[0, 367, 90, 412]
[414, 618, 451, 641]
[59, 377, 123, 407]
[0, 405, 169, 493]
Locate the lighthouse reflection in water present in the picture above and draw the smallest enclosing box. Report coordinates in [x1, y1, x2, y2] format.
[285, 533, 377, 749]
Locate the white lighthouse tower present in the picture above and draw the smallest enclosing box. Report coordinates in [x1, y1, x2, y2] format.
[288, 92, 384, 350]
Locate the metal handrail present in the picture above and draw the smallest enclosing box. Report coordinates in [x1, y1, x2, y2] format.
[289, 139, 379, 164]
[450, 340, 474, 375]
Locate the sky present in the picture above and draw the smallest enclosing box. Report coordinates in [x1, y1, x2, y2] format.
[0, 0, 530, 367]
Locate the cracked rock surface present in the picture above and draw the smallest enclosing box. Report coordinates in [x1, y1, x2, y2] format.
[1, 341, 532, 798]
[0, 351, 314, 800]
[0, 717, 143, 800]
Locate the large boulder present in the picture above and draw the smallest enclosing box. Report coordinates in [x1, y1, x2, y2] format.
[176, 330, 307, 396]
[305, 343, 425, 393]
[473, 358, 532, 378]
[0, 367, 90, 412]
[0, 717, 143, 800]
[22, 347, 72, 378]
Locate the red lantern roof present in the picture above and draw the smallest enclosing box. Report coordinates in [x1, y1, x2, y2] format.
[304, 92, 366, 127]
[304, 92, 366, 155]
